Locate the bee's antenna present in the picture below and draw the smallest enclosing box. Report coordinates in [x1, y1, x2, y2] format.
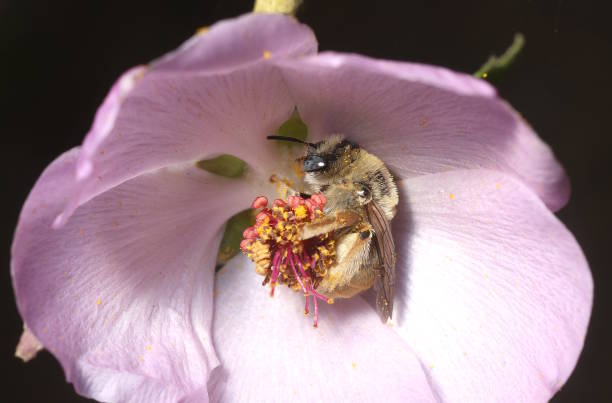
[266, 135, 315, 147]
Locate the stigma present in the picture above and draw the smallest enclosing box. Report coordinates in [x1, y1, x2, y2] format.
[240, 194, 335, 327]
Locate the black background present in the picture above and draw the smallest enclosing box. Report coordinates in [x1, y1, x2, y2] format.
[2, 1, 610, 401]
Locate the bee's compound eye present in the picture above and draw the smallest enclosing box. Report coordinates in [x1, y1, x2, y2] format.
[303, 155, 327, 172]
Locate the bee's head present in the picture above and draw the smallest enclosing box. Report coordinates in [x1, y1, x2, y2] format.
[302, 134, 360, 175]
[266, 134, 360, 196]
[265, 134, 359, 175]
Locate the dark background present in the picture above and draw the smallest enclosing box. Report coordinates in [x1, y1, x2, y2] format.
[2, 0, 610, 401]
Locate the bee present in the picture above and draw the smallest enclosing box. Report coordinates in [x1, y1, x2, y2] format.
[267, 134, 398, 322]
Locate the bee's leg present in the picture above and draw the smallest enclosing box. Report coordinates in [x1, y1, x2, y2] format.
[269, 174, 301, 198]
[317, 228, 377, 298]
[300, 211, 362, 240]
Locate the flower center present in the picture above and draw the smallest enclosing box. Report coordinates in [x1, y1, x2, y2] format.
[240, 194, 335, 327]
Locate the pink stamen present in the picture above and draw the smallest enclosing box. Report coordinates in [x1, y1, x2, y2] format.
[239, 238, 253, 252]
[313, 295, 319, 328]
[270, 251, 282, 297]
[309, 288, 331, 303]
[255, 211, 272, 224]
[292, 251, 328, 325]
[293, 253, 308, 278]
[310, 254, 318, 271]
[242, 226, 257, 239]
[287, 195, 304, 208]
[242, 193, 332, 327]
[252, 196, 268, 209]
[311, 193, 326, 208]
[287, 250, 308, 295]
[301, 250, 309, 267]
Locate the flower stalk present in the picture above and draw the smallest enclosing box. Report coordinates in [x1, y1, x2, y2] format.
[253, 0, 303, 15]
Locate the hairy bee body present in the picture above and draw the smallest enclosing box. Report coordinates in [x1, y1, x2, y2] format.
[299, 135, 398, 321]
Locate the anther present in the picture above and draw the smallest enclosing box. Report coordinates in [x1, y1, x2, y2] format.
[241, 194, 335, 326]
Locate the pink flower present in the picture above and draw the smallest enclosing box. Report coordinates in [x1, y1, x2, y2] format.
[11, 13, 592, 402]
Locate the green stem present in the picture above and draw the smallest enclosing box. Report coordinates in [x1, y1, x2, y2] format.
[474, 33, 525, 79]
[253, 0, 303, 15]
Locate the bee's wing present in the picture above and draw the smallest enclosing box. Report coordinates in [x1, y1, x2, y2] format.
[365, 201, 396, 323]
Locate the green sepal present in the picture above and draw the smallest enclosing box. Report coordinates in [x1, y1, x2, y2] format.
[216, 208, 256, 269]
[275, 109, 308, 142]
[196, 154, 247, 178]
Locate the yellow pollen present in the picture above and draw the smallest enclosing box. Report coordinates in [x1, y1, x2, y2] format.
[196, 26, 209, 35]
[495, 183, 501, 190]
[294, 205, 307, 220]
[449, 193, 455, 200]
[292, 160, 305, 178]
[352, 362, 357, 369]
[263, 50, 272, 59]
[482, 72, 488, 78]
[146, 345, 152, 351]
[96, 298, 101, 306]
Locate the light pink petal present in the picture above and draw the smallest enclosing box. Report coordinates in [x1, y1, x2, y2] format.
[15, 325, 43, 362]
[210, 255, 437, 402]
[389, 170, 592, 402]
[277, 52, 569, 211]
[153, 13, 316, 72]
[12, 148, 254, 402]
[56, 13, 317, 227]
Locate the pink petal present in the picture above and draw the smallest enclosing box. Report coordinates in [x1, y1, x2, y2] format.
[210, 256, 437, 402]
[15, 325, 43, 362]
[390, 170, 592, 402]
[12, 148, 254, 402]
[56, 13, 317, 227]
[153, 13, 317, 72]
[276, 52, 570, 211]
